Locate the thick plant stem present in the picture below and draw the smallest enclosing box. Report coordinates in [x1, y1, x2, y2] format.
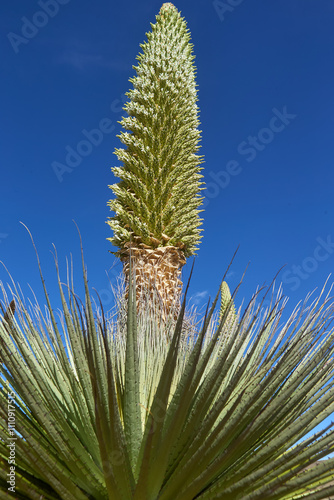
[121, 245, 186, 319]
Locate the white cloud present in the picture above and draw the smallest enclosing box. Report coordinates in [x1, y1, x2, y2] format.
[57, 49, 130, 72]
[191, 290, 208, 305]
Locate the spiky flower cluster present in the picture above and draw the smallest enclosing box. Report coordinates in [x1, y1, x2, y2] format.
[107, 3, 204, 257]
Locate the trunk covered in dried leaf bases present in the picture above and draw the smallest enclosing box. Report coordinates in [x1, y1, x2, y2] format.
[107, 2, 204, 317]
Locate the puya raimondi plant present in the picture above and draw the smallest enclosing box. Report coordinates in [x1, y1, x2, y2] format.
[0, 3, 334, 499]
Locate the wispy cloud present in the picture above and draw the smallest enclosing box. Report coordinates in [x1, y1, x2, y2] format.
[57, 49, 130, 72]
[191, 290, 209, 305]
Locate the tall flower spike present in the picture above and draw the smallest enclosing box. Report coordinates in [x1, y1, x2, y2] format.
[107, 3, 204, 318]
[219, 281, 238, 326]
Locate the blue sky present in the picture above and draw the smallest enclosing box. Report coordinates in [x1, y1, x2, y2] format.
[1, 0, 334, 320]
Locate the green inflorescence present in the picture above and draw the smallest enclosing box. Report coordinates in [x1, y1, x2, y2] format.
[107, 3, 204, 257]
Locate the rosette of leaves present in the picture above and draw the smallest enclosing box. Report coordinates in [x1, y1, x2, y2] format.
[107, 3, 204, 317]
[1, 244, 334, 499]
